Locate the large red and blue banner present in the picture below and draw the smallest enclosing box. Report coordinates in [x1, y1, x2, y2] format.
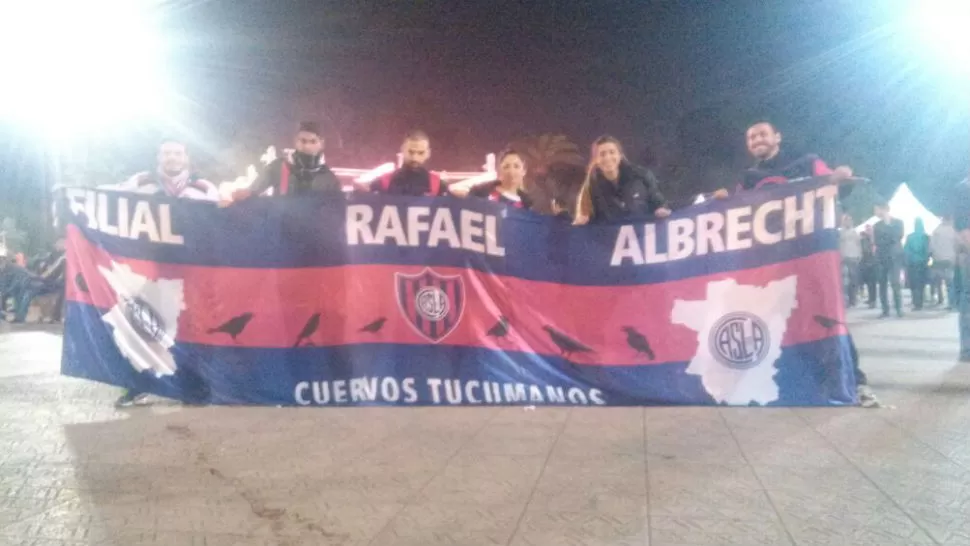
[59, 177, 858, 406]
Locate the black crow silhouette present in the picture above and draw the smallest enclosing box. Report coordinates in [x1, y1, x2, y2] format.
[813, 315, 844, 329]
[486, 316, 509, 338]
[294, 313, 321, 347]
[622, 326, 655, 360]
[360, 317, 387, 333]
[208, 312, 254, 342]
[542, 325, 594, 357]
[74, 273, 89, 293]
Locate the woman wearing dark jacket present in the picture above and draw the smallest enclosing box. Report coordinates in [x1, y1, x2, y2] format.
[450, 148, 533, 210]
[573, 136, 670, 225]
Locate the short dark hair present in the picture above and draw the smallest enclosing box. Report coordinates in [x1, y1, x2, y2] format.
[748, 120, 778, 132]
[498, 147, 524, 166]
[297, 121, 322, 136]
[404, 129, 430, 142]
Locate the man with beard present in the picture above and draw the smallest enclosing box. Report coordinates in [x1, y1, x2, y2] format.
[715, 121, 855, 195]
[228, 122, 341, 202]
[365, 130, 448, 196]
[109, 139, 220, 200]
[717, 121, 878, 407]
[109, 139, 218, 408]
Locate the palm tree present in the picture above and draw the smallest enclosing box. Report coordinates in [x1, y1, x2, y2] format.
[508, 134, 584, 214]
[512, 133, 584, 177]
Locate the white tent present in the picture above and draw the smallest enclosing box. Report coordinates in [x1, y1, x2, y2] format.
[854, 183, 940, 236]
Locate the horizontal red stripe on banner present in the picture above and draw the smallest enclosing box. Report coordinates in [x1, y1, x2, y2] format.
[65, 226, 846, 366]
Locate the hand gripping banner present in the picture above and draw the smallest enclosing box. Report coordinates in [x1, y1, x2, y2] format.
[58, 178, 858, 407]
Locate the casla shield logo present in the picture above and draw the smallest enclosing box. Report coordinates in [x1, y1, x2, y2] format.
[395, 268, 465, 343]
[708, 312, 770, 370]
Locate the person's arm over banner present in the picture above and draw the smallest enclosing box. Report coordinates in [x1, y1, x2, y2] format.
[641, 168, 671, 218]
[228, 159, 282, 204]
[433, 173, 450, 197]
[810, 156, 856, 199]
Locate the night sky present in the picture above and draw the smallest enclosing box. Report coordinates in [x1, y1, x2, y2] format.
[2, 0, 969, 214]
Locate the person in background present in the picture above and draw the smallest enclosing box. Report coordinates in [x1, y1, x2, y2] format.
[0, 218, 27, 267]
[366, 130, 448, 196]
[904, 218, 931, 311]
[930, 215, 956, 309]
[573, 135, 670, 225]
[108, 139, 219, 201]
[954, 179, 970, 361]
[551, 197, 572, 222]
[860, 224, 878, 308]
[0, 257, 35, 321]
[13, 238, 66, 323]
[227, 121, 340, 202]
[450, 148, 532, 209]
[873, 201, 905, 318]
[839, 214, 862, 307]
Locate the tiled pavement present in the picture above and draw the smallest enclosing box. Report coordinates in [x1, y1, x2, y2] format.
[1, 309, 969, 546]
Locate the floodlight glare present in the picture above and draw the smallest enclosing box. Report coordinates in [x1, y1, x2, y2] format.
[908, 0, 970, 77]
[0, 1, 170, 133]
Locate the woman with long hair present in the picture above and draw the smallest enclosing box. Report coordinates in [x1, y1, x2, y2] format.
[450, 148, 533, 209]
[573, 136, 670, 225]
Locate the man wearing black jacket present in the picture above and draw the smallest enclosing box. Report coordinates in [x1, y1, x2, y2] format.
[228, 122, 341, 202]
[872, 201, 905, 318]
[723, 121, 879, 407]
[367, 130, 448, 197]
[712, 121, 855, 199]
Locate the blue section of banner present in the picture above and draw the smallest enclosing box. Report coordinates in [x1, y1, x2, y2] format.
[60, 177, 839, 286]
[62, 302, 857, 407]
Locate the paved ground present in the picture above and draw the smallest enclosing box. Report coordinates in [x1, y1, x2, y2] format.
[0, 308, 968, 546]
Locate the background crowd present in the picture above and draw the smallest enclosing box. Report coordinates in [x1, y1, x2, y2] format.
[841, 212, 958, 317]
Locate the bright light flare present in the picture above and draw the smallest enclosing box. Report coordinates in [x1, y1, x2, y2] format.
[907, 0, 970, 77]
[448, 171, 498, 192]
[0, 1, 170, 133]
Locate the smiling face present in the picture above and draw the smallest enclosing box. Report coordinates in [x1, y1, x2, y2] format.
[498, 152, 526, 188]
[746, 122, 781, 161]
[594, 142, 622, 177]
[157, 141, 188, 176]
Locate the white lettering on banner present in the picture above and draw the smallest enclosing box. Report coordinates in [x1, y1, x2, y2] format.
[295, 377, 419, 405]
[64, 189, 184, 245]
[610, 186, 839, 267]
[346, 205, 506, 257]
[295, 376, 606, 406]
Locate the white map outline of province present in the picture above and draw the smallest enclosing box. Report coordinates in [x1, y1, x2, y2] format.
[97, 261, 185, 377]
[671, 276, 798, 405]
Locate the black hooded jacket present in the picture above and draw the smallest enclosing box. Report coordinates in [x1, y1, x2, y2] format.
[587, 163, 667, 223]
[250, 153, 341, 196]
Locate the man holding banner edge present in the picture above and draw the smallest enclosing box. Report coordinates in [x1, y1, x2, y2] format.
[715, 120, 879, 408]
